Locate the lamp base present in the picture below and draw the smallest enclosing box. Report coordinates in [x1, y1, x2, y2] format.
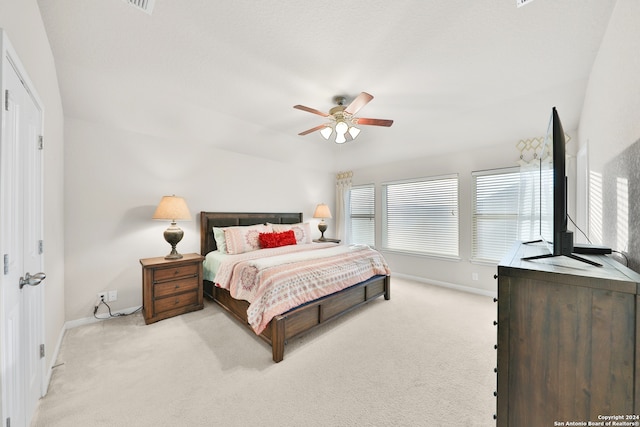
[318, 221, 327, 240]
[163, 222, 184, 260]
[164, 250, 183, 260]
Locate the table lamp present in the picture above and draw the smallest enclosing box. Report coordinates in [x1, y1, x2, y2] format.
[313, 203, 332, 241]
[152, 195, 192, 259]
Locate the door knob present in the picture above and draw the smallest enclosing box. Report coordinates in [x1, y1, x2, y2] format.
[19, 272, 46, 289]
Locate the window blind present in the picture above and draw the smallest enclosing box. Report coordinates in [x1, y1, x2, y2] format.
[382, 175, 459, 257]
[472, 168, 521, 263]
[350, 185, 375, 247]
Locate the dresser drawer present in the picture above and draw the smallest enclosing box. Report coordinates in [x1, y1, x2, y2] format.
[154, 276, 199, 298]
[154, 290, 199, 314]
[153, 263, 198, 282]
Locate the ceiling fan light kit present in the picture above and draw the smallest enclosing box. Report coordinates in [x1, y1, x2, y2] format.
[294, 92, 393, 144]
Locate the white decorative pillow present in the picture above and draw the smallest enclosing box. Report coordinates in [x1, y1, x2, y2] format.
[271, 222, 312, 244]
[224, 224, 273, 254]
[212, 227, 227, 253]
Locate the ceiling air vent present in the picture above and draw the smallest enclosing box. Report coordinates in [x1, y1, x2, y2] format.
[123, 0, 155, 15]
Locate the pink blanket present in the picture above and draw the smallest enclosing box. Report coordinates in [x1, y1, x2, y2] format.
[214, 244, 390, 334]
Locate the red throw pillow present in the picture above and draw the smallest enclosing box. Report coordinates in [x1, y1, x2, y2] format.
[259, 230, 297, 249]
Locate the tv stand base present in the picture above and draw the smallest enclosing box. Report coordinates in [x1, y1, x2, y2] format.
[521, 252, 602, 267]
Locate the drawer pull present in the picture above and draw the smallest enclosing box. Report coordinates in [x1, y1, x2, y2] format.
[174, 298, 180, 305]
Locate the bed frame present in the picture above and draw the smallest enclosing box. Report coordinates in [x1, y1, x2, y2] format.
[200, 211, 391, 362]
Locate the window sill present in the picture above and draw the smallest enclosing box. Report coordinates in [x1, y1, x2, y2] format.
[380, 248, 461, 262]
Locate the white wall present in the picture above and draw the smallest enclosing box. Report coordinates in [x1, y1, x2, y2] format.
[578, 0, 640, 271]
[579, 0, 640, 170]
[353, 139, 522, 296]
[14, 0, 637, 330]
[64, 117, 334, 321]
[0, 0, 66, 395]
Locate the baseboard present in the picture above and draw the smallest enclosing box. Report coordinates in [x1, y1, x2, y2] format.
[64, 305, 142, 330]
[392, 272, 497, 298]
[42, 324, 66, 395]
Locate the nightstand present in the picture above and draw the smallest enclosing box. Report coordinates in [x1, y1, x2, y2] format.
[140, 253, 204, 324]
[313, 238, 341, 243]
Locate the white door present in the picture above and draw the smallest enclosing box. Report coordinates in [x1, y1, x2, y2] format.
[0, 32, 45, 427]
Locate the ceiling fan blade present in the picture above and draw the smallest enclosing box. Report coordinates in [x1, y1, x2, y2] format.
[344, 92, 373, 115]
[298, 124, 328, 136]
[293, 105, 329, 117]
[354, 117, 394, 127]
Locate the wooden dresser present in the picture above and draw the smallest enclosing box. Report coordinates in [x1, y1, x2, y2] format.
[140, 253, 204, 324]
[495, 242, 640, 426]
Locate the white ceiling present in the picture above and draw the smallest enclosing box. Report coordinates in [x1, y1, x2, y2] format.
[37, 0, 617, 173]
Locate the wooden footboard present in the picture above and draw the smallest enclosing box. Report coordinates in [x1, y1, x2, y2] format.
[204, 274, 390, 362]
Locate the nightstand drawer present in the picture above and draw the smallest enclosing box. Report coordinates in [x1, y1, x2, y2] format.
[153, 263, 198, 282]
[154, 276, 199, 298]
[154, 291, 199, 314]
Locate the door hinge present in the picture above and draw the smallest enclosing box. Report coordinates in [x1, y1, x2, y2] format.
[6, 416, 10, 427]
[38, 240, 44, 254]
[3, 254, 8, 275]
[4, 90, 8, 111]
[38, 135, 44, 150]
[40, 344, 45, 359]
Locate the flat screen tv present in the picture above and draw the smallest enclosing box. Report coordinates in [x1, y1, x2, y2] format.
[522, 107, 609, 266]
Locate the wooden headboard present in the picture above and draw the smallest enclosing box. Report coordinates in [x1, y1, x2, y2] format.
[200, 212, 303, 255]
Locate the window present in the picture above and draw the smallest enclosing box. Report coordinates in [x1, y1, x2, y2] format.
[472, 168, 523, 263]
[382, 175, 459, 257]
[350, 185, 375, 246]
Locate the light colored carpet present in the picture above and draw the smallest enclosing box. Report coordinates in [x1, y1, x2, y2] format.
[32, 277, 497, 427]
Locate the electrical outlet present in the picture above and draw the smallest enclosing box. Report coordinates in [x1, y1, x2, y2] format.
[97, 292, 107, 303]
[108, 290, 117, 302]
[472, 272, 479, 281]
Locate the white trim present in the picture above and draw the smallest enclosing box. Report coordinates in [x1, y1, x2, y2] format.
[42, 325, 66, 395]
[392, 272, 497, 298]
[64, 306, 142, 330]
[381, 172, 458, 186]
[381, 248, 461, 262]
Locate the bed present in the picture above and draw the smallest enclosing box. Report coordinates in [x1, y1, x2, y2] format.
[200, 211, 391, 362]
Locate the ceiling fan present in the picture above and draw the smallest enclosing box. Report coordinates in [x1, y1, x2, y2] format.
[294, 92, 394, 144]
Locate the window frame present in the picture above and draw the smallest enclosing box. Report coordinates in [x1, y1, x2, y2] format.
[349, 184, 376, 247]
[381, 174, 459, 259]
[471, 166, 523, 264]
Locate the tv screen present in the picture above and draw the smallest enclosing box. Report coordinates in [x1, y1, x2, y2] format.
[538, 111, 555, 252]
[523, 107, 606, 266]
[542, 107, 573, 256]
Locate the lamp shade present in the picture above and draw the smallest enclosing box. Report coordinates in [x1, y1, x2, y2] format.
[152, 195, 192, 221]
[320, 126, 333, 140]
[313, 203, 332, 219]
[348, 126, 361, 139]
